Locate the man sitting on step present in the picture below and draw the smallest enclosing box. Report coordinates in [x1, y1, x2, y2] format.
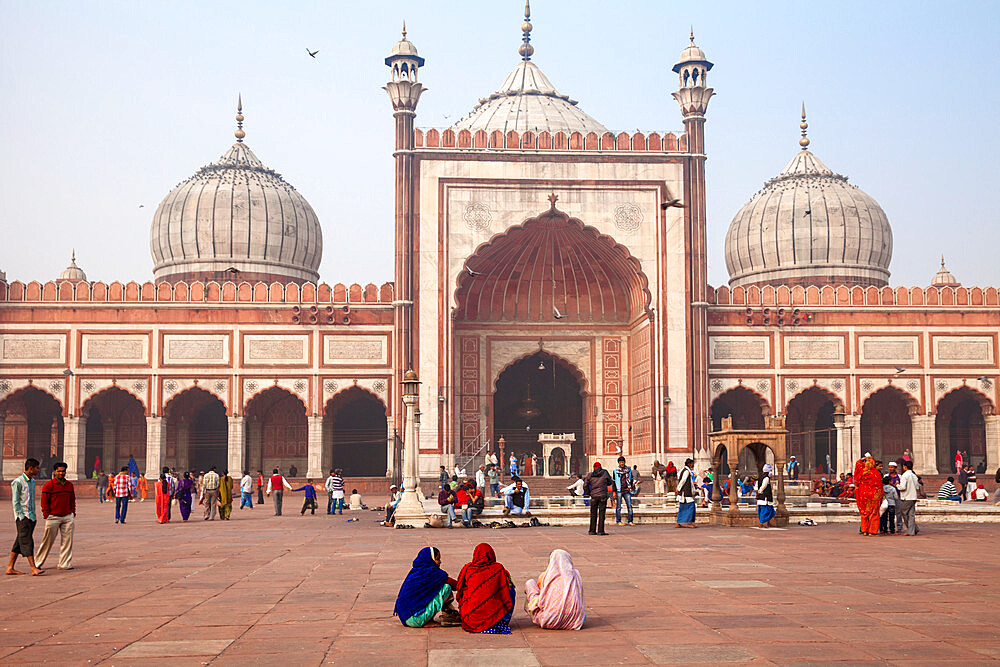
[501, 478, 531, 516]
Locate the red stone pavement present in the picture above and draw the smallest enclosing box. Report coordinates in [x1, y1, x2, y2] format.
[0, 499, 998, 666]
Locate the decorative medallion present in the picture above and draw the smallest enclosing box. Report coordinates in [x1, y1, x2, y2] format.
[0, 380, 12, 394]
[981, 377, 994, 391]
[936, 380, 948, 391]
[463, 202, 493, 232]
[756, 380, 769, 393]
[613, 203, 642, 234]
[164, 380, 178, 393]
[213, 380, 227, 394]
[831, 379, 844, 392]
[246, 381, 258, 394]
[710, 379, 723, 393]
[82, 381, 96, 393]
[325, 380, 338, 394]
[49, 381, 63, 394]
[293, 379, 307, 393]
[373, 379, 387, 394]
[786, 380, 799, 392]
[906, 380, 919, 393]
[861, 380, 874, 393]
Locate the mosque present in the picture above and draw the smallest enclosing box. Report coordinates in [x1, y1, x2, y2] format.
[0, 8, 997, 483]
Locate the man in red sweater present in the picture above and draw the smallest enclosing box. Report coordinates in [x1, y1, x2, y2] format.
[35, 461, 76, 570]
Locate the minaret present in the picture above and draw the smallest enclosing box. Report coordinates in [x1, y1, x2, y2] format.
[384, 25, 426, 442]
[671, 30, 714, 460]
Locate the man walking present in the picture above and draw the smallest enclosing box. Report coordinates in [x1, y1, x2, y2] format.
[7, 458, 44, 576]
[96, 470, 109, 503]
[584, 462, 614, 535]
[256, 469, 265, 505]
[201, 466, 221, 520]
[676, 458, 697, 528]
[897, 459, 919, 535]
[267, 468, 292, 515]
[35, 461, 76, 571]
[612, 456, 635, 526]
[112, 466, 133, 524]
[487, 465, 499, 497]
[239, 470, 254, 509]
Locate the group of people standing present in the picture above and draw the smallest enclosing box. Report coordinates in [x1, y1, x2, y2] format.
[394, 543, 584, 633]
[853, 454, 920, 536]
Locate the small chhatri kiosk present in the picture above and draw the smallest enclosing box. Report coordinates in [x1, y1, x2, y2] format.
[708, 415, 790, 527]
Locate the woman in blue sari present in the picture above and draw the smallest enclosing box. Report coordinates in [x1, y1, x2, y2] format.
[175, 471, 194, 521]
[394, 547, 460, 627]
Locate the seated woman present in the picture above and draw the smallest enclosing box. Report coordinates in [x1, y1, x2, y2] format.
[394, 547, 460, 627]
[456, 543, 515, 634]
[524, 549, 585, 630]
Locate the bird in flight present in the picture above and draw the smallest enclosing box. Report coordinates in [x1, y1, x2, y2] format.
[465, 266, 480, 277]
[306, 48, 319, 58]
[894, 366, 908, 375]
[661, 198, 685, 209]
[138, 204, 144, 208]
[553, 306, 565, 320]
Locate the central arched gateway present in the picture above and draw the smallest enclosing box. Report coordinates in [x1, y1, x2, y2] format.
[493, 353, 585, 475]
[451, 202, 655, 469]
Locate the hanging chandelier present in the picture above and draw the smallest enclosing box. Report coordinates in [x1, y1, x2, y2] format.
[517, 384, 542, 421]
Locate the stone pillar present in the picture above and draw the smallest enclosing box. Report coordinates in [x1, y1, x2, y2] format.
[840, 415, 861, 473]
[322, 417, 334, 474]
[227, 417, 245, 475]
[145, 417, 165, 478]
[910, 414, 937, 475]
[385, 423, 394, 478]
[393, 371, 428, 527]
[102, 419, 116, 473]
[306, 415, 323, 479]
[985, 414, 1000, 474]
[0, 415, 5, 480]
[62, 417, 86, 480]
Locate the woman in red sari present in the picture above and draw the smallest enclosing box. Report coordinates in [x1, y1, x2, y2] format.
[854, 455, 884, 535]
[456, 543, 515, 634]
[154, 470, 171, 524]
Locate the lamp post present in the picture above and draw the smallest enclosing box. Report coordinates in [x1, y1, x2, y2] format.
[392, 368, 429, 527]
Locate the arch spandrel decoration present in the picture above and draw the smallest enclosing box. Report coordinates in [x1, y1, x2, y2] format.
[708, 415, 790, 527]
[161, 380, 230, 415]
[242, 378, 310, 414]
[0, 382, 65, 414]
[453, 203, 652, 323]
[858, 380, 921, 415]
[323, 382, 389, 417]
[784, 383, 846, 414]
[80, 383, 149, 416]
[488, 341, 591, 394]
[933, 380, 995, 415]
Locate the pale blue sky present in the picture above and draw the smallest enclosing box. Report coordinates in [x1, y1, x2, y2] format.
[1, 1, 997, 287]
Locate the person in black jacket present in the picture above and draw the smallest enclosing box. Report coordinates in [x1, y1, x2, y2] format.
[584, 462, 614, 535]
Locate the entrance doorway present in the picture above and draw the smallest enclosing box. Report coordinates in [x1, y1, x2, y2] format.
[494, 354, 584, 475]
[324, 388, 388, 476]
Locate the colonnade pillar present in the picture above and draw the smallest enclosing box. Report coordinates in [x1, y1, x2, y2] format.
[63, 417, 86, 480]
[306, 415, 323, 479]
[985, 414, 1000, 474]
[227, 417, 245, 475]
[839, 415, 861, 472]
[145, 417, 165, 478]
[910, 414, 937, 475]
[102, 419, 116, 473]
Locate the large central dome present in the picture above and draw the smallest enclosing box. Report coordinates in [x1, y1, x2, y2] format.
[725, 111, 892, 288]
[450, 4, 607, 136]
[150, 102, 322, 284]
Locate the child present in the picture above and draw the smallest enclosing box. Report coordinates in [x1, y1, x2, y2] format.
[349, 488, 363, 510]
[293, 479, 319, 515]
[880, 475, 898, 534]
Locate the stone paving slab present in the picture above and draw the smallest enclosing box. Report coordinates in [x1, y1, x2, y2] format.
[0, 501, 998, 665]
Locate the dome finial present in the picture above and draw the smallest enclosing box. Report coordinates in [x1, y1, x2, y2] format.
[690, 26, 695, 44]
[71, 248, 76, 265]
[518, 0, 534, 61]
[941, 254, 946, 268]
[235, 94, 245, 143]
[401, 20, 406, 39]
[799, 101, 810, 150]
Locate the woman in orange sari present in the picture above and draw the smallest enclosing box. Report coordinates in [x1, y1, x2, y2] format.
[154, 470, 171, 524]
[854, 455, 884, 535]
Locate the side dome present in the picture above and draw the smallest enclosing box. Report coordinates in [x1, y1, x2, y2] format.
[150, 104, 322, 284]
[725, 118, 892, 288]
[58, 251, 87, 282]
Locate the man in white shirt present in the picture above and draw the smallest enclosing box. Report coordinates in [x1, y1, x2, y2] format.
[239, 470, 254, 510]
[266, 468, 293, 516]
[200, 466, 221, 521]
[475, 465, 487, 490]
[897, 459, 919, 536]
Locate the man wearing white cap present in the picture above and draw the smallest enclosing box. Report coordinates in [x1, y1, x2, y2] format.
[786, 456, 799, 480]
[383, 484, 401, 526]
[756, 464, 776, 528]
[886, 461, 903, 532]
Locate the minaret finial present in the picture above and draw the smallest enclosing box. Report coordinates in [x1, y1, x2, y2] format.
[518, 0, 534, 61]
[799, 101, 810, 150]
[941, 254, 946, 268]
[235, 94, 245, 143]
[71, 249, 76, 265]
[401, 20, 406, 39]
[690, 26, 695, 43]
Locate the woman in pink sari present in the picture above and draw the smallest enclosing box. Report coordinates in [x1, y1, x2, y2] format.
[524, 549, 585, 630]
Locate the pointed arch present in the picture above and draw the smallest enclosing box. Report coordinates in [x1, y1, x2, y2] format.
[323, 386, 389, 476]
[710, 386, 770, 431]
[245, 387, 307, 475]
[935, 386, 991, 473]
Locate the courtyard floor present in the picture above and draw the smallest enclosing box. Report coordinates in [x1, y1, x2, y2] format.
[0, 499, 998, 666]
